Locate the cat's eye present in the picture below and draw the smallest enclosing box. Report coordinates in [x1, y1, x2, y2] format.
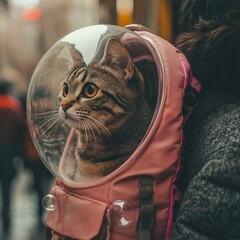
[62, 82, 69, 97]
[83, 83, 98, 98]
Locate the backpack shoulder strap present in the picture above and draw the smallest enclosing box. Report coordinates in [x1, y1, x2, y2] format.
[138, 176, 154, 240]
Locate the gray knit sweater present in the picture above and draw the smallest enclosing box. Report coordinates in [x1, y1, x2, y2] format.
[172, 97, 240, 239]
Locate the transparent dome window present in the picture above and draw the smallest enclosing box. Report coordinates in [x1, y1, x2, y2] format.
[27, 25, 161, 185]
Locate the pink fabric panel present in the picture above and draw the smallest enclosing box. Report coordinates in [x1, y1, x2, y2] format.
[46, 187, 107, 239]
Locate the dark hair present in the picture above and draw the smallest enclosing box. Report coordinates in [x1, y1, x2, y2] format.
[176, 0, 240, 93]
[181, 0, 240, 32]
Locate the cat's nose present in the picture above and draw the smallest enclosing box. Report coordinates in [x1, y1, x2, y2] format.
[61, 102, 72, 112]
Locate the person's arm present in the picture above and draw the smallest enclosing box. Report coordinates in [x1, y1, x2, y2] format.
[172, 151, 240, 239]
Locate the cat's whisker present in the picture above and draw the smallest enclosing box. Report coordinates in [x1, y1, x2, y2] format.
[33, 109, 59, 117]
[42, 119, 59, 137]
[46, 118, 62, 138]
[36, 111, 61, 136]
[38, 112, 58, 121]
[38, 114, 59, 131]
[79, 120, 89, 152]
[34, 110, 59, 122]
[85, 118, 101, 136]
[84, 119, 97, 151]
[86, 115, 111, 137]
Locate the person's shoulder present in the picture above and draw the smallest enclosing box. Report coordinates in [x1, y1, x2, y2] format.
[199, 99, 240, 152]
[189, 97, 240, 136]
[183, 98, 240, 182]
[206, 99, 240, 133]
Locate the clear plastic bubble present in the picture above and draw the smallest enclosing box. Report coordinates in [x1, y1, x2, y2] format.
[27, 24, 160, 185]
[109, 200, 136, 228]
[42, 194, 58, 211]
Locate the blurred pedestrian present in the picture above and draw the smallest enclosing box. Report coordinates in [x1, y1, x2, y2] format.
[0, 78, 25, 234]
[18, 92, 53, 226]
[23, 129, 53, 226]
[172, 0, 240, 239]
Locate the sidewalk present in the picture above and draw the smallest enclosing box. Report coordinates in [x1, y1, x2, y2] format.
[0, 163, 47, 240]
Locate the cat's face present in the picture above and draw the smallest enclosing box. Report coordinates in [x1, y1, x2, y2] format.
[58, 38, 145, 136]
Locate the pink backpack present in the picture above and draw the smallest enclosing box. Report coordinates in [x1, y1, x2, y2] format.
[27, 24, 200, 240]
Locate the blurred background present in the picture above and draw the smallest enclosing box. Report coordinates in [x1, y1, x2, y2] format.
[0, 0, 182, 239]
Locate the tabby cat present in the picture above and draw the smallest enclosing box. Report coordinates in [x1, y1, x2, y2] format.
[58, 38, 153, 180]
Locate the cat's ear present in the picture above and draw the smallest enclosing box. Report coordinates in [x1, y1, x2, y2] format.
[101, 38, 134, 81]
[64, 44, 86, 70]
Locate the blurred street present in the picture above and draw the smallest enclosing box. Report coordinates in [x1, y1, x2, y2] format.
[0, 161, 50, 240]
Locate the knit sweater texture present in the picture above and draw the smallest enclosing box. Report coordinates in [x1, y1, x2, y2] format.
[172, 98, 240, 239]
